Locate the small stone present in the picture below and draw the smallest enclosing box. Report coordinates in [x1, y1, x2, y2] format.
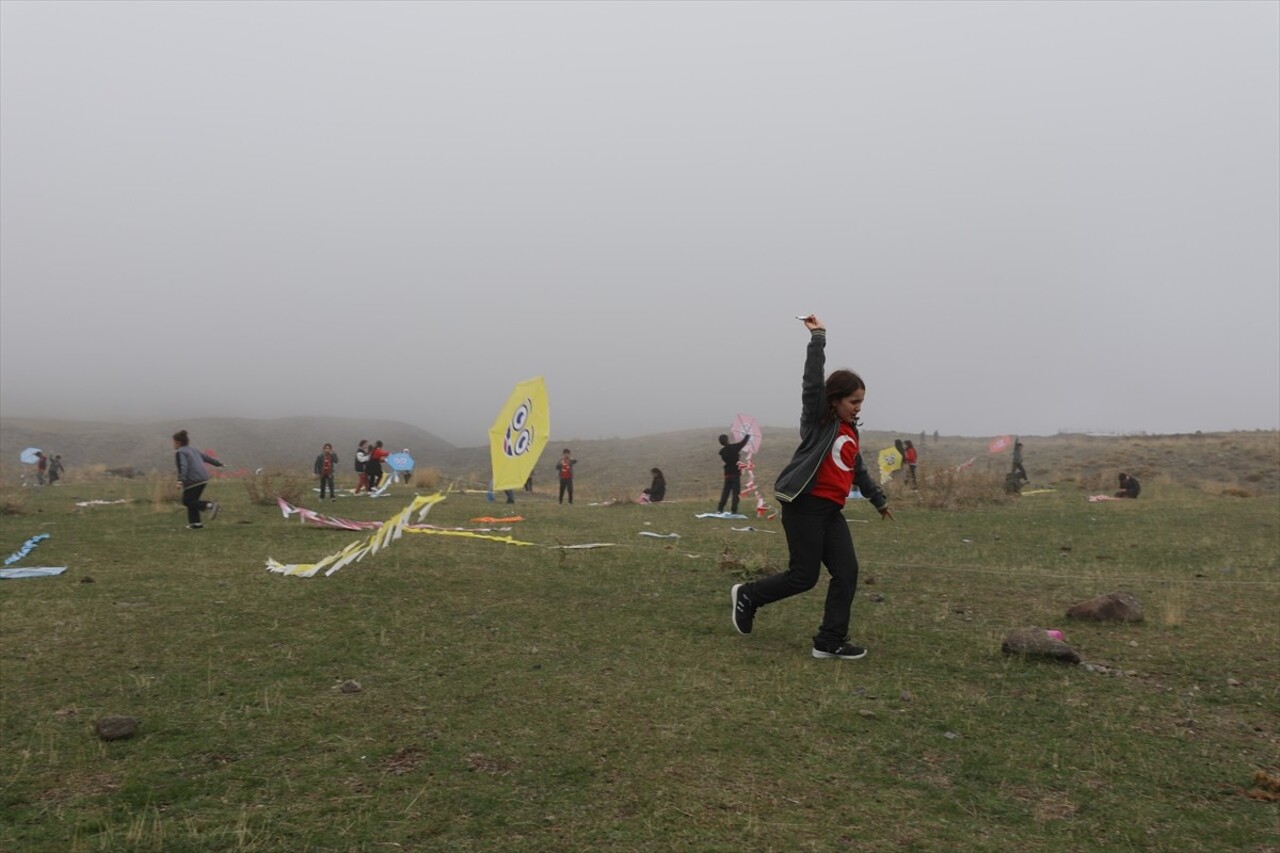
[95, 715, 140, 741]
[1065, 591, 1144, 623]
[1227, 678, 1243, 687]
[899, 690, 914, 702]
[338, 680, 362, 694]
[858, 710, 876, 718]
[944, 731, 959, 740]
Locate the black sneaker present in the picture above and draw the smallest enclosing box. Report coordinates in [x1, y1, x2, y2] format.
[812, 642, 867, 660]
[207, 502, 220, 521]
[731, 584, 757, 635]
[187, 523, 204, 530]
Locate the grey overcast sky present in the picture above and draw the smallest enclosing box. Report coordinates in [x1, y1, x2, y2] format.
[1, 0, 1277, 446]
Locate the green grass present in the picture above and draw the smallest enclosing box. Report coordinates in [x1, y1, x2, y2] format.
[2, 479, 1277, 852]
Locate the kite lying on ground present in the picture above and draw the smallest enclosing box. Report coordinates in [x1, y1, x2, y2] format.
[638, 531, 680, 539]
[74, 499, 129, 508]
[268, 493, 532, 578]
[278, 499, 518, 533]
[5, 534, 50, 566]
[279, 498, 382, 530]
[1088, 494, 1123, 502]
[696, 512, 748, 519]
[1, 567, 67, 579]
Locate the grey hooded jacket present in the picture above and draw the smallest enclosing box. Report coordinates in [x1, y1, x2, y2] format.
[772, 329, 888, 511]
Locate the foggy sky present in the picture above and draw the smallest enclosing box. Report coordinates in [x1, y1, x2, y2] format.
[2, 0, 1277, 447]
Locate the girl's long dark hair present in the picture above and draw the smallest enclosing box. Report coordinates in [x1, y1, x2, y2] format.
[173, 429, 190, 446]
[821, 370, 865, 427]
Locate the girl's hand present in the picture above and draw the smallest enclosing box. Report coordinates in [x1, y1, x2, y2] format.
[878, 506, 895, 521]
[801, 314, 824, 332]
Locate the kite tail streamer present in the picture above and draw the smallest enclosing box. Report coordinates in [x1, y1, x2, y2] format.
[267, 493, 452, 578]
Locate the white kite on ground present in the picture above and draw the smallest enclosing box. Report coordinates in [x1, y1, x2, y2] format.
[1, 567, 67, 579]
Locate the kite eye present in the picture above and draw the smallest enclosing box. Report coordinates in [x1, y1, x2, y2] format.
[510, 403, 530, 432]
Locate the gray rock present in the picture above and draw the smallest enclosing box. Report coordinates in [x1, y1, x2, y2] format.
[95, 715, 140, 741]
[338, 679, 362, 694]
[1066, 591, 1144, 622]
[1001, 626, 1081, 664]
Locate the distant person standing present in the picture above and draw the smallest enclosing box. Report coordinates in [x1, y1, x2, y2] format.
[717, 433, 751, 513]
[903, 440, 918, 488]
[1115, 472, 1141, 499]
[48, 454, 65, 486]
[353, 440, 370, 494]
[1011, 440, 1028, 484]
[35, 452, 48, 486]
[315, 443, 339, 501]
[367, 441, 389, 491]
[556, 449, 576, 504]
[173, 429, 225, 529]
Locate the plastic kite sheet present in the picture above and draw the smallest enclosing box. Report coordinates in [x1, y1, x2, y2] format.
[279, 498, 382, 530]
[696, 512, 748, 519]
[403, 528, 533, 547]
[5, 533, 49, 566]
[386, 452, 415, 472]
[877, 448, 902, 484]
[369, 475, 397, 498]
[1, 567, 67, 579]
[988, 435, 1013, 454]
[20, 447, 42, 464]
[730, 413, 769, 514]
[279, 499, 518, 534]
[268, 494, 447, 577]
[490, 376, 550, 491]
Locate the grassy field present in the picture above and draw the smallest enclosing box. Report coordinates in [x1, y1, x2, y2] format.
[1, 472, 1277, 852]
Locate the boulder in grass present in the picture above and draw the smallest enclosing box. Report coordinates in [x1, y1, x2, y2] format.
[1065, 591, 1144, 623]
[95, 715, 140, 741]
[1001, 627, 1081, 664]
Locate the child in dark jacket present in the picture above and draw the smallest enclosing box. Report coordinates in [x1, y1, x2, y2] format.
[642, 468, 666, 503]
[731, 315, 893, 660]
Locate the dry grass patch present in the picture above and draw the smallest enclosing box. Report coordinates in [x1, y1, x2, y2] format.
[242, 470, 305, 505]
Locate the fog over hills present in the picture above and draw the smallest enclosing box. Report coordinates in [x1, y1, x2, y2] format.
[3, 416, 1276, 498]
[0, 417, 455, 475]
